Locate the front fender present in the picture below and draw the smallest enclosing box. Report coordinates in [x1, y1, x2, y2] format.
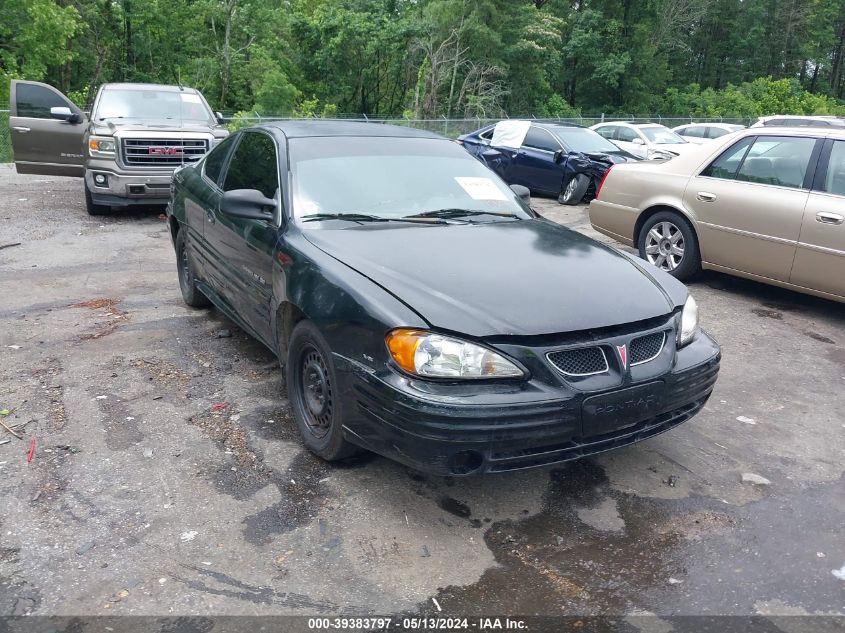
[273, 231, 429, 369]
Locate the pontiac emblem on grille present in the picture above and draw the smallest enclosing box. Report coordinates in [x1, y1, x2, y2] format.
[148, 146, 183, 155]
[617, 344, 628, 369]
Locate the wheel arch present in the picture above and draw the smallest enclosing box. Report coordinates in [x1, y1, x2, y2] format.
[274, 301, 308, 363]
[633, 204, 697, 246]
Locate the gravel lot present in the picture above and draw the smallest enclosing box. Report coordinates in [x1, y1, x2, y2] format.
[0, 164, 843, 622]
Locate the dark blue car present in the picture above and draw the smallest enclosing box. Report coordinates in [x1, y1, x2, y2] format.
[458, 121, 640, 205]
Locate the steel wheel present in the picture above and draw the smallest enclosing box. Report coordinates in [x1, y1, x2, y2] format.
[299, 345, 333, 439]
[644, 221, 685, 271]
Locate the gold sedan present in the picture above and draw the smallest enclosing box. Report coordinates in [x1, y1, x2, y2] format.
[589, 127, 845, 302]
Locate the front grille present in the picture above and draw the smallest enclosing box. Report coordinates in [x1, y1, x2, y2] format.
[547, 346, 608, 376]
[122, 138, 209, 166]
[630, 331, 666, 365]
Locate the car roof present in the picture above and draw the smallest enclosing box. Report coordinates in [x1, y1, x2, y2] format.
[262, 120, 444, 139]
[749, 126, 845, 139]
[595, 121, 665, 129]
[101, 83, 201, 93]
[534, 122, 585, 130]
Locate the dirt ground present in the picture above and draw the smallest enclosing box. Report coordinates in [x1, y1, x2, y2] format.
[0, 165, 843, 625]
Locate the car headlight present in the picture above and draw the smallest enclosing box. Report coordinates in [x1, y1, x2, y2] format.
[677, 295, 699, 347]
[386, 329, 524, 379]
[88, 137, 116, 155]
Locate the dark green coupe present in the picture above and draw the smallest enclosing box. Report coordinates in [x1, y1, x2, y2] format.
[166, 121, 720, 476]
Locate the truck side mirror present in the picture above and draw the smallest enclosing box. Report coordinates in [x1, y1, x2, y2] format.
[50, 106, 81, 124]
[215, 111, 225, 125]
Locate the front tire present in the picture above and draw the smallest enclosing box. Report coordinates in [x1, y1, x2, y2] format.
[84, 184, 111, 216]
[287, 321, 356, 461]
[637, 211, 701, 280]
[175, 229, 211, 308]
[558, 174, 589, 205]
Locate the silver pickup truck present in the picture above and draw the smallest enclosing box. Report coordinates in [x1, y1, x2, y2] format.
[9, 80, 229, 215]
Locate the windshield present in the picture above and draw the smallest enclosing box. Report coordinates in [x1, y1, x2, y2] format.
[640, 126, 686, 144]
[290, 137, 529, 223]
[96, 89, 213, 122]
[550, 127, 621, 154]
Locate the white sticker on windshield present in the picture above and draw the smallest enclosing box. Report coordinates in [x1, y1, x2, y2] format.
[455, 177, 508, 201]
[181, 93, 202, 103]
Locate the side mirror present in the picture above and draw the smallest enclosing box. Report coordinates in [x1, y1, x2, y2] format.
[553, 149, 566, 164]
[221, 189, 276, 220]
[632, 137, 645, 145]
[51, 106, 81, 124]
[215, 111, 225, 124]
[510, 184, 531, 204]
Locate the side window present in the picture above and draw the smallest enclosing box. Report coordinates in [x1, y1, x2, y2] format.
[522, 127, 560, 152]
[223, 132, 279, 199]
[735, 136, 816, 189]
[701, 137, 755, 179]
[15, 83, 72, 119]
[616, 127, 638, 143]
[708, 127, 729, 139]
[203, 136, 236, 186]
[595, 126, 616, 141]
[479, 128, 494, 141]
[683, 126, 705, 138]
[823, 141, 845, 196]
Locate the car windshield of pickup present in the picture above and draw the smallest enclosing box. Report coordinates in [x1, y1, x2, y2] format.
[96, 89, 213, 123]
[290, 136, 531, 224]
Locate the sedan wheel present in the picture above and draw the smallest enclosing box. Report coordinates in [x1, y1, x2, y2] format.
[558, 174, 589, 206]
[637, 211, 701, 280]
[644, 221, 685, 272]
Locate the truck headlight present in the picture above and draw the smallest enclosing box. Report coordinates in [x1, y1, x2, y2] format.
[677, 295, 699, 348]
[88, 137, 116, 155]
[386, 329, 524, 379]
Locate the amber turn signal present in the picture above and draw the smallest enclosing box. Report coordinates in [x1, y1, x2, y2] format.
[385, 329, 426, 373]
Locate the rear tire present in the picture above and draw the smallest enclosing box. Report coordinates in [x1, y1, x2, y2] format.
[558, 174, 590, 205]
[637, 211, 701, 280]
[287, 321, 357, 462]
[175, 229, 211, 308]
[84, 184, 112, 216]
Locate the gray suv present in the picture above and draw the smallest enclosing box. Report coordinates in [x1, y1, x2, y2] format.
[9, 80, 229, 214]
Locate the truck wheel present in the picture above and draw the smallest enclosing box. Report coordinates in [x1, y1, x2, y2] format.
[558, 174, 589, 205]
[175, 229, 211, 308]
[287, 321, 357, 462]
[84, 184, 112, 216]
[637, 211, 701, 280]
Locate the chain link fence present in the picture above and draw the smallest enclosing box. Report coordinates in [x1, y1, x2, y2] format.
[0, 109, 10, 163]
[222, 114, 755, 139]
[0, 107, 755, 164]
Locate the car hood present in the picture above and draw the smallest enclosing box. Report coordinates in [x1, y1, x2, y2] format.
[584, 150, 639, 163]
[303, 218, 684, 337]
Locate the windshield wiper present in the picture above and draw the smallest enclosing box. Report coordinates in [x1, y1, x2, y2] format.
[300, 213, 446, 224]
[403, 209, 518, 221]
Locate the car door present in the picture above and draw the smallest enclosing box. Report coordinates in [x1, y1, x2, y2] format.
[789, 139, 845, 298]
[9, 80, 87, 176]
[207, 130, 281, 344]
[684, 134, 821, 282]
[505, 126, 564, 194]
[616, 126, 646, 158]
[679, 126, 708, 144]
[183, 135, 238, 280]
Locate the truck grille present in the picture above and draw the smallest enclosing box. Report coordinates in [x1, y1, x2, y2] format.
[121, 138, 209, 166]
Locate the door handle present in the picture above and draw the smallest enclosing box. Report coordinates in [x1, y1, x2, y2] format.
[12, 126, 30, 133]
[697, 191, 716, 202]
[206, 208, 216, 224]
[816, 211, 844, 225]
